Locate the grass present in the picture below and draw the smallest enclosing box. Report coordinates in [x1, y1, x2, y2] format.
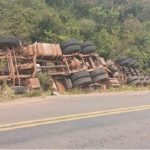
[63, 85, 150, 95]
[107, 85, 150, 92]
[63, 87, 92, 95]
[23, 89, 42, 97]
[0, 84, 15, 102]
[0, 84, 150, 102]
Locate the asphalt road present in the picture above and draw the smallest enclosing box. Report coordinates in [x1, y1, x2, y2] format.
[0, 91, 150, 149]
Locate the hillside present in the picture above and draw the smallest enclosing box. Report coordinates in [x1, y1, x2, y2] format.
[0, 0, 150, 69]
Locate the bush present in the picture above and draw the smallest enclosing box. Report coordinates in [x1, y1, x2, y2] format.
[0, 82, 15, 101]
[36, 73, 53, 91]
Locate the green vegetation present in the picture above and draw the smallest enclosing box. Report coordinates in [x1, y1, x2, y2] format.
[0, 0, 150, 69]
[0, 82, 15, 101]
[64, 87, 91, 95]
[36, 73, 53, 91]
[63, 85, 150, 95]
[23, 89, 42, 97]
[108, 85, 150, 92]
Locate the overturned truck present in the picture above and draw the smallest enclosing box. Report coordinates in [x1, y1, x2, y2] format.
[0, 37, 149, 94]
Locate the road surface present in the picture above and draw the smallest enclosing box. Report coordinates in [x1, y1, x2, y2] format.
[0, 91, 150, 149]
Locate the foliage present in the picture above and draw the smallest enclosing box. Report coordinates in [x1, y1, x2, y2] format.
[108, 85, 150, 92]
[0, 81, 15, 101]
[0, 0, 150, 69]
[36, 73, 53, 91]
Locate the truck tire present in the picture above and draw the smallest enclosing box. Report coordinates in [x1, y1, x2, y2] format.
[128, 79, 140, 86]
[81, 45, 96, 54]
[116, 57, 127, 63]
[60, 39, 80, 49]
[11, 86, 27, 94]
[127, 60, 137, 68]
[81, 41, 95, 49]
[118, 58, 132, 66]
[90, 68, 106, 78]
[127, 77, 138, 84]
[0, 36, 21, 49]
[62, 45, 81, 54]
[71, 71, 90, 82]
[73, 77, 92, 87]
[92, 74, 109, 83]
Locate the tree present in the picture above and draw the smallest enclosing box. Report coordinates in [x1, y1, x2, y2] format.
[0, 0, 150, 70]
